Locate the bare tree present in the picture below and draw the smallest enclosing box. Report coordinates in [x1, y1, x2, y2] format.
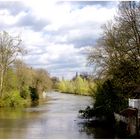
[88, 1, 140, 97]
[88, 1, 140, 77]
[0, 31, 22, 98]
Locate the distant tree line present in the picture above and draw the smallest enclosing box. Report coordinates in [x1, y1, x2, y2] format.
[56, 73, 96, 96]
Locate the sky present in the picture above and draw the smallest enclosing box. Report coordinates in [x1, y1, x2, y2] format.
[0, 0, 118, 79]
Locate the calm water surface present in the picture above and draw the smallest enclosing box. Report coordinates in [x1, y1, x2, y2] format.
[0, 92, 96, 139]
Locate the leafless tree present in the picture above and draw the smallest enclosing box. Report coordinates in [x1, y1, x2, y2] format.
[0, 31, 22, 98]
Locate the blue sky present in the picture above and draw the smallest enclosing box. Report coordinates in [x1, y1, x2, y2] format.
[0, 0, 118, 79]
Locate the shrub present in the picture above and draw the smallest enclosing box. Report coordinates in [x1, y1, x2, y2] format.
[0, 90, 28, 107]
[29, 87, 39, 101]
[79, 79, 128, 121]
[20, 86, 30, 99]
[57, 80, 67, 93]
[94, 80, 128, 117]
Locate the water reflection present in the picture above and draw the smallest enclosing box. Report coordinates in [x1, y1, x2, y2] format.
[78, 120, 116, 139]
[0, 92, 94, 139]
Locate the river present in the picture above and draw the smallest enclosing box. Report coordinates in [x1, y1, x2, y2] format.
[0, 92, 114, 139]
[0, 92, 93, 139]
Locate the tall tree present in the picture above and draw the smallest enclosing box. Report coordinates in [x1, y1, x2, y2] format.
[14, 60, 34, 99]
[0, 31, 22, 98]
[88, 1, 140, 97]
[34, 69, 52, 98]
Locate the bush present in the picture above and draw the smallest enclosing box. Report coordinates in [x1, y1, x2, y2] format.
[29, 87, 39, 101]
[94, 80, 127, 116]
[80, 79, 128, 121]
[57, 80, 68, 93]
[0, 90, 28, 107]
[20, 86, 30, 99]
[74, 76, 89, 95]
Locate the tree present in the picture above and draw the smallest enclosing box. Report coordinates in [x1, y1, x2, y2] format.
[57, 80, 68, 93]
[82, 1, 140, 122]
[51, 76, 59, 89]
[34, 69, 52, 98]
[4, 67, 18, 92]
[14, 61, 53, 100]
[74, 76, 89, 94]
[57, 76, 93, 95]
[0, 31, 22, 98]
[14, 60, 34, 99]
[88, 1, 140, 98]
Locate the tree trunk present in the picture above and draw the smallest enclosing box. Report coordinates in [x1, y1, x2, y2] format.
[0, 68, 4, 98]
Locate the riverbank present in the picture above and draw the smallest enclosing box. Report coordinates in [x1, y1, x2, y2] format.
[58, 91, 92, 96]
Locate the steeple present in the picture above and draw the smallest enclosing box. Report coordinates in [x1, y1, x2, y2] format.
[76, 72, 78, 78]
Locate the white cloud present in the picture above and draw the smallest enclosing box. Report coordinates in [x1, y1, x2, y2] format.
[0, 1, 117, 79]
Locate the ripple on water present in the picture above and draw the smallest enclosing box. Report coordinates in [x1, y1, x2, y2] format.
[0, 92, 94, 139]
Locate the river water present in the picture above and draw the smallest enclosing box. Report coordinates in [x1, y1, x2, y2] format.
[0, 92, 94, 139]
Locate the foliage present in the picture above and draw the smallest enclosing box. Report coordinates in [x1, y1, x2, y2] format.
[14, 60, 53, 100]
[88, 1, 140, 98]
[84, 2, 140, 121]
[0, 31, 54, 108]
[34, 69, 53, 95]
[14, 60, 34, 91]
[0, 90, 28, 107]
[4, 68, 18, 92]
[0, 62, 53, 108]
[74, 76, 89, 94]
[0, 31, 22, 98]
[57, 76, 95, 96]
[51, 77, 59, 90]
[57, 80, 70, 93]
[80, 80, 128, 121]
[94, 80, 128, 117]
[20, 85, 30, 99]
[29, 87, 39, 101]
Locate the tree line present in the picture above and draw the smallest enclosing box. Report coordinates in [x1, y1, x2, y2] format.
[0, 31, 52, 107]
[56, 73, 96, 96]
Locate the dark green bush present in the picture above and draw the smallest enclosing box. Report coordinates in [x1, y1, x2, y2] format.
[94, 80, 128, 117]
[80, 79, 128, 121]
[29, 87, 39, 101]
